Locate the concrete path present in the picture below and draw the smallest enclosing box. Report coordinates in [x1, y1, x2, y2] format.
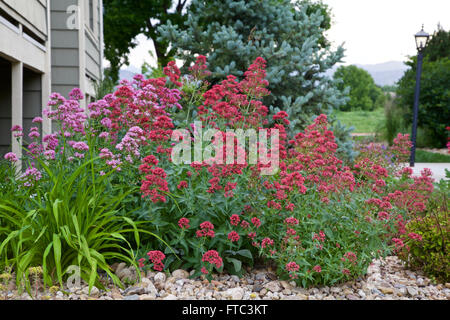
[402, 163, 450, 181]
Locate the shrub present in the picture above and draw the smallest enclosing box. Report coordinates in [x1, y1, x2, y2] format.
[384, 102, 405, 146]
[120, 58, 408, 287]
[397, 187, 449, 283]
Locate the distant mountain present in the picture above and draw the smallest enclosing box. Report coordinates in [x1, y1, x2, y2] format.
[355, 61, 410, 86]
[326, 61, 410, 87]
[119, 65, 141, 82]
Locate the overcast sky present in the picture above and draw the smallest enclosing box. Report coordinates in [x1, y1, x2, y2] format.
[323, 0, 449, 65]
[121, 0, 450, 70]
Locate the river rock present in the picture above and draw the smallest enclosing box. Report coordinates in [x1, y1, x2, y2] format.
[124, 286, 145, 296]
[224, 288, 244, 300]
[407, 286, 418, 297]
[264, 281, 281, 293]
[154, 272, 166, 283]
[172, 269, 190, 279]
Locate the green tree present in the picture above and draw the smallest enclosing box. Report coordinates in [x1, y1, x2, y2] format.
[397, 58, 450, 147]
[381, 85, 397, 93]
[157, 0, 353, 157]
[333, 65, 383, 111]
[103, 0, 189, 83]
[396, 25, 450, 148]
[422, 24, 450, 63]
[158, 0, 354, 159]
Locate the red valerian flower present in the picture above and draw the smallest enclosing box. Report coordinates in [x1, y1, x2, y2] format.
[227, 231, 240, 242]
[147, 250, 165, 271]
[284, 217, 299, 226]
[286, 228, 296, 236]
[196, 221, 215, 238]
[177, 180, 188, 189]
[285, 261, 300, 277]
[342, 252, 357, 265]
[163, 61, 182, 87]
[312, 230, 326, 242]
[178, 217, 190, 229]
[230, 214, 240, 226]
[261, 237, 274, 248]
[140, 167, 169, 203]
[189, 55, 211, 79]
[407, 232, 423, 241]
[251, 217, 261, 228]
[312, 265, 322, 273]
[240, 220, 250, 229]
[202, 250, 223, 269]
[392, 238, 405, 249]
[378, 211, 390, 220]
[201, 267, 209, 275]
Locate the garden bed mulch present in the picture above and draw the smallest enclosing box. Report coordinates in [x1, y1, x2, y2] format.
[3, 256, 449, 300]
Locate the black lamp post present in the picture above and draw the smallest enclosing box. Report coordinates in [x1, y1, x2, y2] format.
[410, 25, 430, 167]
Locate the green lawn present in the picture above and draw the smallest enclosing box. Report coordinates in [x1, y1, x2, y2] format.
[333, 108, 385, 133]
[415, 150, 450, 163]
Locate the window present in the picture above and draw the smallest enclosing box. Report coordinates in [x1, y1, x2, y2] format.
[0, 8, 20, 31]
[89, 0, 94, 31]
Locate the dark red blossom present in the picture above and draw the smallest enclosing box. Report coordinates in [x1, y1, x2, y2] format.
[163, 61, 182, 87]
[261, 237, 274, 248]
[202, 250, 223, 269]
[147, 250, 165, 271]
[251, 217, 261, 228]
[196, 221, 215, 238]
[227, 231, 240, 242]
[178, 217, 190, 229]
[284, 217, 299, 226]
[140, 166, 169, 203]
[230, 214, 240, 226]
[177, 180, 188, 189]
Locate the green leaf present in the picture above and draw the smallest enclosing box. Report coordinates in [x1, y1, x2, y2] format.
[226, 257, 242, 273]
[53, 233, 63, 286]
[236, 249, 253, 260]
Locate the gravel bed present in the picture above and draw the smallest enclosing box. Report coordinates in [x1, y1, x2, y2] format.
[2, 256, 449, 300]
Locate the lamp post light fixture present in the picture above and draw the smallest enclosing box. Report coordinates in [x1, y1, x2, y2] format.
[410, 25, 430, 167]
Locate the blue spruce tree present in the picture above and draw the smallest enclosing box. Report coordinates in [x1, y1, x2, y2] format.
[158, 0, 355, 160]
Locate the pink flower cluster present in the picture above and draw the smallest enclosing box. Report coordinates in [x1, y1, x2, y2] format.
[147, 250, 165, 271]
[285, 261, 300, 279]
[20, 167, 42, 187]
[44, 89, 87, 136]
[202, 250, 223, 269]
[196, 221, 215, 238]
[4, 152, 18, 163]
[227, 231, 240, 243]
[178, 217, 190, 229]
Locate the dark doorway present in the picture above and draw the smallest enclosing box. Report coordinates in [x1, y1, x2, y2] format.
[23, 68, 42, 138]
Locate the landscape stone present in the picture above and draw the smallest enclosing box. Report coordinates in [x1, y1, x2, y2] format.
[154, 272, 166, 283]
[3, 256, 447, 301]
[172, 269, 190, 279]
[264, 281, 281, 292]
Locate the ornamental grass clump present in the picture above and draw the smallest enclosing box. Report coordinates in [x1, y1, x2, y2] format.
[0, 89, 164, 294]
